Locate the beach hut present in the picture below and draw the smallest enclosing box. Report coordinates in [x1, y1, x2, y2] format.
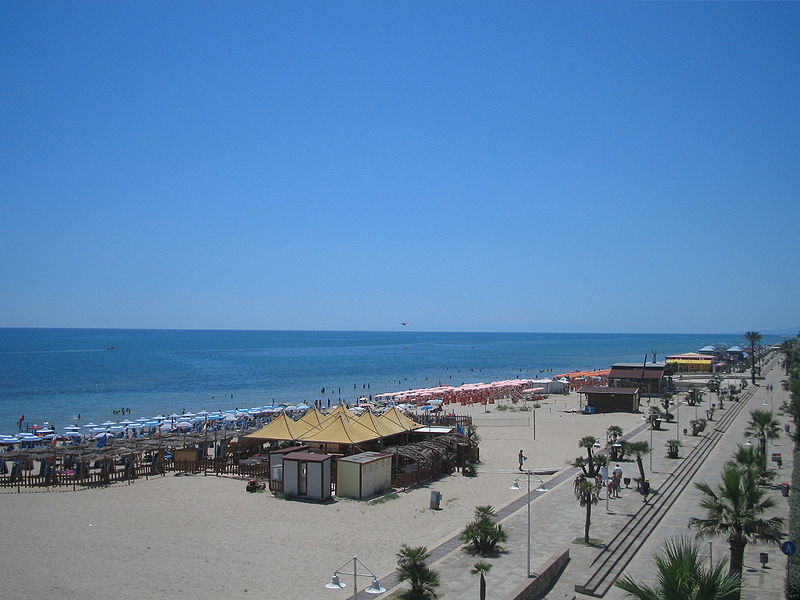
[336, 451, 392, 500]
[607, 363, 668, 395]
[268, 445, 310, 492]
[578, 386, 640, 413]
[282, 452, 333, 501]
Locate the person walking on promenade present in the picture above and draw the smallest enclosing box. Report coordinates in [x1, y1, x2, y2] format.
[518, 449, 527, 471]
[612, 464, 623, 497]
[640, 479, 651, 504]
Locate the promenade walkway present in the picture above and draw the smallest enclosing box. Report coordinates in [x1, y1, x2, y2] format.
[364, 355, 791, 600]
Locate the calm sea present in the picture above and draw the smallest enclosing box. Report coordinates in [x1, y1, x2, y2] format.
[0, 329, 774, 433]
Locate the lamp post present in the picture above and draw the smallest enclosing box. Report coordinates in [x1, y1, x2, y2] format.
[511, 470, 548, 577]
[325, 556, 386, 600]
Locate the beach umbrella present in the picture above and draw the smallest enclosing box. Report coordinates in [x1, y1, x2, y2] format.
[419, 406, 434, 411]
[175, 422, 193, 429]
[64, 431, 83, 438]
[83, 423, 98, 428]
[182, 412, 196, 418]
[197, 410, 210, 416]
[95, 432, 112, 439]
[101, 421, 116, 426]
[119, 420, 134, 425]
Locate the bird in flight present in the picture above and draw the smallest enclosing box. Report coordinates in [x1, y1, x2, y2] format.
[400, 322, 407, 326]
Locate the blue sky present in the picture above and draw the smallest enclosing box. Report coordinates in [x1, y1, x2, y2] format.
[1, 2, 798, 333]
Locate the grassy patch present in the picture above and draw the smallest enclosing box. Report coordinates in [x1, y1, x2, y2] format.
[369, 492, 400, 505]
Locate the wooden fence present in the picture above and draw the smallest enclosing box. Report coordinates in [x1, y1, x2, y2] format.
[0, 453, 270, 492]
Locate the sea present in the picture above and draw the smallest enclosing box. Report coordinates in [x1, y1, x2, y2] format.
[0, 328, 777, 434]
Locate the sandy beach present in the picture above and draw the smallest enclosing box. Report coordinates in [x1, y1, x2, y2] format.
[0, 392, 652, 600]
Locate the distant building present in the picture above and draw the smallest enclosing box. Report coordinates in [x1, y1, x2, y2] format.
[665, 352, 714, 373]
[607, 363, 668, 395]
[578, 386, 640, 413]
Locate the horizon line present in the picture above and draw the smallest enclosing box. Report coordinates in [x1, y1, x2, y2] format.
[0, 326, 794, 337]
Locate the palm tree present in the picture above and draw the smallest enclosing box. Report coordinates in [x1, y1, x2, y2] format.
[459, 505, 507, 555]
[573, 435, 606, 478]
[606, 425, 624, 460]
[576, 478, 600, 543]
[396, 545, 439, 599]
[729, 443, 775, 484]
[470, 561, 492, 600]
[744, 409, 781, 468]
[615, 536, 741, 600]
[779, 338, 798, 375]
[689, 463, 784, 575]
[745, 331, 762, 384]
[624, 440, 651, 483]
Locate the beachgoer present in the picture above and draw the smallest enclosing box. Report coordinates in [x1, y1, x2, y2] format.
[607, 478, 616, 498]
[518, 449, 527, 471]
[574, 474, 582, 494]
[640, 479, 651, 503]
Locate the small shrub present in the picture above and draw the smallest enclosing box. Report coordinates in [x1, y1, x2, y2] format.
[459, 505, 507, 555]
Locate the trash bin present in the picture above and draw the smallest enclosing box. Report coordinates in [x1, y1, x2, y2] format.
[430, 490, 442, 510]
[781, 482, 790, 497]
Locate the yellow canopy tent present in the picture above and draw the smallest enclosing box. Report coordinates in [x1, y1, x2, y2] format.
[299, 414, 381, 445]
[355, 409, 404, 438]
[245, 413, 314, 442]
[297, 407, 326, 431]
[379, 407, 424, 432]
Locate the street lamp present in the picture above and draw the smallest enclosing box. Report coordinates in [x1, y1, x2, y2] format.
[325, 556, 386, 599]
[510, 470, 548, 577]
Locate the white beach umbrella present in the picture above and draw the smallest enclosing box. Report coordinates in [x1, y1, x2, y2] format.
[101, 421, 116, 426]
[175, 422, 193, 429]
[83, 423, 98, 428]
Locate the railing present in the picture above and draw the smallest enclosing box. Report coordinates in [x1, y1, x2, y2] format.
[0, 453, 271, 492]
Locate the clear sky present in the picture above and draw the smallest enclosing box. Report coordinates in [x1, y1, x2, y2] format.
[1, 2, 798, 334]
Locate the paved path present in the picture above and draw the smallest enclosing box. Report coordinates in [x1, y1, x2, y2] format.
[358, 356, 790, 600]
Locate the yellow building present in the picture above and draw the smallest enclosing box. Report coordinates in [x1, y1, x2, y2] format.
[665, 352, 714, 373]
